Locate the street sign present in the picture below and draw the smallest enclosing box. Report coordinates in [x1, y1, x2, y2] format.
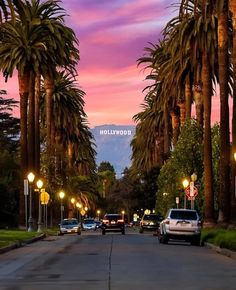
[185, 185, 198, 199]
[40, 191, 50, 204]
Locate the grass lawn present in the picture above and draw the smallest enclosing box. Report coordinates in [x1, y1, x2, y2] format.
[0, 230, 43, 248]
[201, 228, 236, 251]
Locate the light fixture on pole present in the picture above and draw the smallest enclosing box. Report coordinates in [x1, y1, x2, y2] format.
[36, 179, 43, 233]
[27, 172, 35, 232]
[182, 179, 189, 209]
[97, 209, 101, 220]
[76, 202, 82, 222]
[190, 173, 197, 210]
[59, 191, 65, 221]
[121, 210, 125, 221]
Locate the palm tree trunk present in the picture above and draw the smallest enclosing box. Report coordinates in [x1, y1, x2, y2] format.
[170, 108, 180, 147]
[44, 73, 54, 152]
[163, 104, 170, 160]
[185, 74, 192, 119]
[217, 6, 231, 224]
[28, 70, 36, 172]
[229, 0, 236, 224]
[202, 50, 216, 227]
[18, 69, 30, 228]
[34, 73, 41, 175]
[193, 83, 204, 128]
[178, 101, 186, 126]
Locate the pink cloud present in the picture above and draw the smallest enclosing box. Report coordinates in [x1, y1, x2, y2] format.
[0, 0, 223, 129]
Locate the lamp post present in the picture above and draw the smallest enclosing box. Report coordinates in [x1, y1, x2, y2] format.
[27, 172, 35, 232]
[97, 210, 101, 221]
[121, 210, 125, 221]
[36, 179, 43, 233]
[182, 179, 189, 209]
[190, 173, 197, 210]
[59, 191, 65, 221]
[71, 198, 75, 218]
[76, 202, 82, 223]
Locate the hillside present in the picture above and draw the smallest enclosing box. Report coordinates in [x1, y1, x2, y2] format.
[91, 125, 136, 176]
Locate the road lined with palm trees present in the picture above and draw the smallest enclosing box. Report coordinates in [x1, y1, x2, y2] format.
[131, 0, 236, 228]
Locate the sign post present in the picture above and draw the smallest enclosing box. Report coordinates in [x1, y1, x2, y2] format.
[185, 185, 198, 209]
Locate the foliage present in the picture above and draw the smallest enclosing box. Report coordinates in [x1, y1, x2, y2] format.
[0, 96, 20, 227]
[156, 119, 204, 216]
[98, 161, 115, 173]
[0, 96, 19, 152]
[0, 230, 41, 248]
[201, 229, 236, 251]
[156, 119, 220, 217]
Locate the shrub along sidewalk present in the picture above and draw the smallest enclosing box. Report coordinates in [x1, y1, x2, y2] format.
[201, 229, 236, 252]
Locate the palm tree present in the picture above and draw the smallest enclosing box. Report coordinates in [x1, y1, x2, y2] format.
[230, 0, 236, 224]
[216, 0, 231, 224]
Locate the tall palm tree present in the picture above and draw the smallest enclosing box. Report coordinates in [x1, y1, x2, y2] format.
[216, 0, 231, 224]
[229, 0, 236, 224]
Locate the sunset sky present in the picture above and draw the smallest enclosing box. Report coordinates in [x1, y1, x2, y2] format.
[0, 0, 224, 128]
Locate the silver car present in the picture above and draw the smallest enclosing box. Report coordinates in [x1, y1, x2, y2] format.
[82, 219, 97, 230]
[59, 218, 81, 235]
[158, 209, 202, 245]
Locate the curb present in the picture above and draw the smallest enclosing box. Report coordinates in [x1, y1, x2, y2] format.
[205, 242, 236, 260]
[0, 233, 46, 255]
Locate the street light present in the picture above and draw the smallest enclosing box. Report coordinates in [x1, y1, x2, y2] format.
[121, 210, 125, 221]
[27, 172, 35, 232]
[190, 173, 197, 210]
[97, 209, 101, 221]
[76, 202, 82, 222]
[59, 191, 65, 221]
[182, 178, 189, 209]
[36, 179, 43, 233]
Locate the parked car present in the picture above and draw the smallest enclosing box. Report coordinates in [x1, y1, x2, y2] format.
[95, 220, 102, 229]
[101, 214, 125, 235]
[158, 209, 202, 245]
[139, 214, 163, 233]
[82, 219, 97, 230]
[59, 218, 81, 235]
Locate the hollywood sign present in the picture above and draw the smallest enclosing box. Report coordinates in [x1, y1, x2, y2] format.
[99, 129, 133, 136]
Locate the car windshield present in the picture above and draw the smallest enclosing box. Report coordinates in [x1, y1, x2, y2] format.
[105, 215, 122, 220]
[170, 210, 198, 220]
[84, 219, 95, 224]
[61, 220, 78, 225]
[143, 215, 161, 221]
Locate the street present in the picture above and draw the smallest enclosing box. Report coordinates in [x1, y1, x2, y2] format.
[0, 228, 235, 290]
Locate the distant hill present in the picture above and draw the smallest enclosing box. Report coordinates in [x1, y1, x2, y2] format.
[91, 125, 136, 176]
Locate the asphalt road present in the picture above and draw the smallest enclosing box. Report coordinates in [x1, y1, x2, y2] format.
[0, 228, 236, 290]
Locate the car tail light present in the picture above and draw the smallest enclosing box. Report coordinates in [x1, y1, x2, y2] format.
[197, 221, 202, 226]
[118, 219, 124, 223]
[164, 219, 170, 225]
[103, 219, 109, 224]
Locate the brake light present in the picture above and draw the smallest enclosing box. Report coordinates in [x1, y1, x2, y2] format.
[103, 219, 109, 224]
[164, 220, 170, 225]
[117, 219, 124, 223]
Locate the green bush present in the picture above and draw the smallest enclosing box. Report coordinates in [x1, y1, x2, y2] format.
[201, 229, 236, 251]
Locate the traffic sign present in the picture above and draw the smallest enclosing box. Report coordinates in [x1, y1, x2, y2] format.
[185, 185, 198, 199]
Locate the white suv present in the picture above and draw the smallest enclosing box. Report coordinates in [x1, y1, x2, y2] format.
[158, 209, 202, 245]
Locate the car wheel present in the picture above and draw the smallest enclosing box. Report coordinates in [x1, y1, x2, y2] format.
[102, 230, 106, 235]
[121, 229, 125, 235]
[139, 227, 144, 234]
[163, 234, 169, 244]
[191, 236, 201, 246]
[77, 230, 81, 235]
[159, 235, 163, 243]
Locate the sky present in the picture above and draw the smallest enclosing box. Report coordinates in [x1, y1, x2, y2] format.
[0, 0, 224, 128]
